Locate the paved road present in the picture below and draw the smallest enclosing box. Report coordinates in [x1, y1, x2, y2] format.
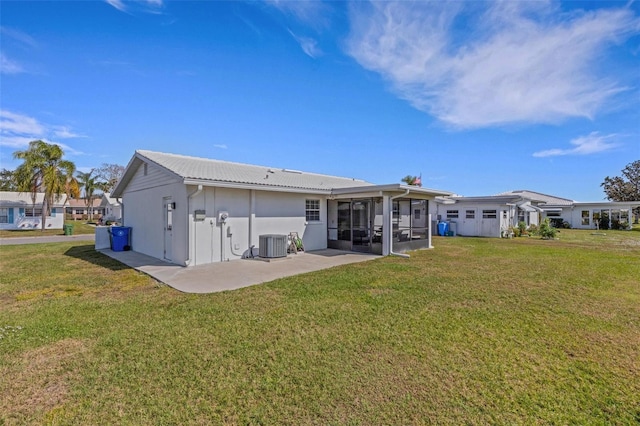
[0, 234, 95, 246]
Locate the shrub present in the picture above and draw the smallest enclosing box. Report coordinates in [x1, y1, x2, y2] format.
[539, 218, 557, 239]
[528, 224, 539, 235]
[518, 221, 527, 236]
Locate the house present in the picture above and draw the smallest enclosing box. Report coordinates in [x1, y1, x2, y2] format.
[100, 193, 121, 223]
[497, 190, 639, 231]
[65, 198, 104, 221]
[434, 189, 639, 237]
[111, 150, 452, 266]
[0, 191, 67, 230]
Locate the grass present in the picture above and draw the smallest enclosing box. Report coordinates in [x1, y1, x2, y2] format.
[1, 229, 639, 424]
[0, 221, 96, 238]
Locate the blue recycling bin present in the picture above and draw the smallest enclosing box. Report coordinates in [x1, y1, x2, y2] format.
[437, 221, 449, 236]
[111, 226, 131, 252]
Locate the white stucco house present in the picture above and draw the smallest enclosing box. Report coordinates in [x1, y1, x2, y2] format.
[0, 191, 67, 230]
[434, 189, 639, 238]
[110, 150, 452, 266]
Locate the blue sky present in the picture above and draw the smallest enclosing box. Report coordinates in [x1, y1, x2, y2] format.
[1, 0, 638, 201]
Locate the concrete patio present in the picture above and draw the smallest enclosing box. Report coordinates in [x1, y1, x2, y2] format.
[99, 248, 380, 293]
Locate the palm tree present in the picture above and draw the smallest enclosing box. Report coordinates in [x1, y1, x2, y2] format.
[401, 175, 422, 187]
[76, 170, 103, 221]
[13, 140, 76, 231]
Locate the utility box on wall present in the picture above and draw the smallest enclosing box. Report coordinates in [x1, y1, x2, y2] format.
[194, 210, 206, 221]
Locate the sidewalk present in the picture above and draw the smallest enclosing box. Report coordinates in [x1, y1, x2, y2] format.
[0, 234, 95, 246]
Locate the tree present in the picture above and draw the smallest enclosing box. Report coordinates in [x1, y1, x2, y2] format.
[95, 163, 125, 193]
[76, 170, 103, 221]
[13, 140, 76, 231]
[601, 160, 640, 223]
[0, 169, 17, 191]
[401, 175, 422, 187]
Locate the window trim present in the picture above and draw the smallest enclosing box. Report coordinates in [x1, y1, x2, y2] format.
[482, 209, 497, 219]
[305, 199, 321, 222]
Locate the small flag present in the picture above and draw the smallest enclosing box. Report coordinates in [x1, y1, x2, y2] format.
[415, 174, 422, 187]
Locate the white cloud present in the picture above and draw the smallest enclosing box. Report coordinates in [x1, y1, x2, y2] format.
[0, 110, 85, 152]
[532, 132, 620, 157]
[346, 1, 640, 129]
[288, 29, 322, 58]
[1, 53, 24, 74]
[106, 0, 127, 12]
[106, 0, 164, 14]
[213, 144, 228, 150]
[0, 27, 38, 48]
[0, 110, 44, 136]
[53, 126, 86, 139]
[265, 0, 329, 27]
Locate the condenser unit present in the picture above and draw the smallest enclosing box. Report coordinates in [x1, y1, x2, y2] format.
[259, 234, 287, 258]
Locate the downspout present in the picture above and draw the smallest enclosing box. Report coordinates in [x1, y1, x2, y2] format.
[389, 189, 411, 258]
[184, 184, 203, 266]
[116, 198, 123, 224]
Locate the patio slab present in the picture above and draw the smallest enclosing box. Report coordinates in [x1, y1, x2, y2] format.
[98, 248, 380, 293]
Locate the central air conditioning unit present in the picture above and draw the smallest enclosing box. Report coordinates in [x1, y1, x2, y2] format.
[259, 234, 287, 258]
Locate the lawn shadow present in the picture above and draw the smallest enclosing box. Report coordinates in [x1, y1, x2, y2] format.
[64, 244, 132, 271]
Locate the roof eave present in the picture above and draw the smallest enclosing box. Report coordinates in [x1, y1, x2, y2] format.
[183, 179, 333, 195]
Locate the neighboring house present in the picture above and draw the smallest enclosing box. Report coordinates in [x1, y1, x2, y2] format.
[111, 150, 452, 266]
[65, 198, 104, 221]
[100, 193, 122, 222]
[0, 191, 67, 230]
[498, 190, 638, 231]
[435, 189, 639, 237]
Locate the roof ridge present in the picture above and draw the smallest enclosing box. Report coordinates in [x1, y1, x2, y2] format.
[136, 149, 369, 183]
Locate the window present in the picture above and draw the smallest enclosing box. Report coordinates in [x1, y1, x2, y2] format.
[446, 210, 459, 219]
[482, 210, 497, 219]
[414, 209, 421, 220]
[305, 199, 320, 222]
[0, 208, 8, 223]
[24, 208, 42, 217]
[466, 210, 475, 219]
[581, 210, 590, 226]
[546, 211, 561, 217]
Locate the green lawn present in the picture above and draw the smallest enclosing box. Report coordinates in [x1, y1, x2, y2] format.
[0, 221, 96, 238]
[1, 229, 639, 424]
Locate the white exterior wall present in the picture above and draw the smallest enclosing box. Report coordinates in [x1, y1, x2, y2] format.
[0, 207, 65, 230]
[187, 186, 328, 266]
[121, 163, 187, 264]
[560, 205, 635, 230]
[436, 202, 511, 237]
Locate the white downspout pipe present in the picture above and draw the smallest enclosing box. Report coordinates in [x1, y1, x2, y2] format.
[184, 184, 203, 266]
[389, 189, 411, 258]
[116, 198, 123, 224]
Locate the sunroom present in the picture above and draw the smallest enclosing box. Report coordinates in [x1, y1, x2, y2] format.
[327, 185, 451, 256]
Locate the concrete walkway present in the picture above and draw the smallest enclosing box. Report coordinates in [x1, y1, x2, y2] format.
[99, 249, 381, 293]
[0, 234, 95, 246]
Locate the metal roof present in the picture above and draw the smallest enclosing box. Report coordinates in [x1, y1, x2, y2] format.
[136, 150, 373, 192]
[0, 192, 67, 206]
[495, 189, 574, 206]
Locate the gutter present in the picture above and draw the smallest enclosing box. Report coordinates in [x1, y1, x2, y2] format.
[184, 184, 203, 266]
[389, 188, 411, 258]
[116, 198, 123, 224]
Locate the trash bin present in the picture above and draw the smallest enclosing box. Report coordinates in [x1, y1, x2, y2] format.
[437, 221, 449, 236]
[63, 223, 74, 236]
[110, 226, 131, 252]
